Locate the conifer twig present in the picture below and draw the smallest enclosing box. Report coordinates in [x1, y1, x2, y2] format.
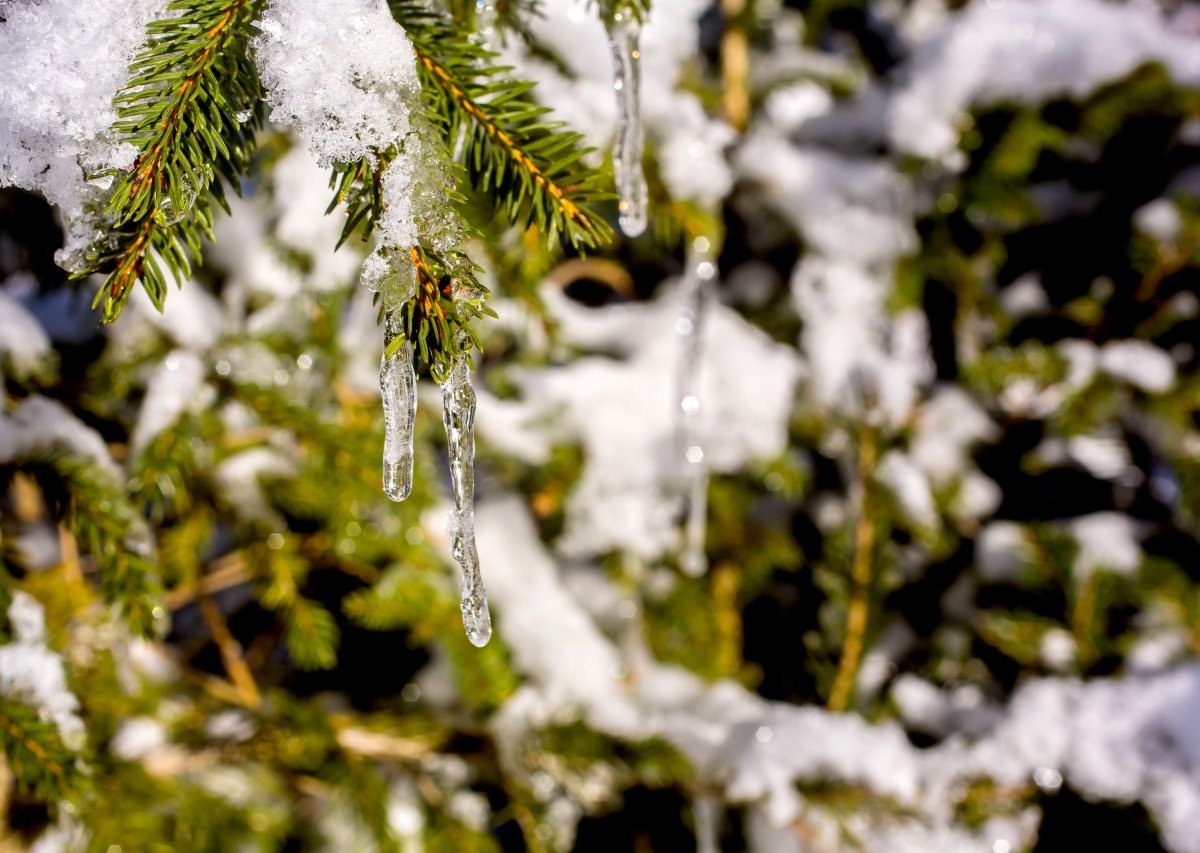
[828, 427, 878, 712]
[196, 588, 261, 708]
[81, 0, 263, 320]
[720, 0, 750, 129]
[389, 0, 612, 249]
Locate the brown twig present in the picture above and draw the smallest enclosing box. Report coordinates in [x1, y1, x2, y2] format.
[721, 0, 750, 130]
[196, 587, 261, 708]
[828, 426, 878, 712]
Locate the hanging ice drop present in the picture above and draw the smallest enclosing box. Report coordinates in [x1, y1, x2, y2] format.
[380, 322, 417, 502]
[442, 352, 492, 647]
[606, 14, 648, 237]
[676, 240, 717, 576]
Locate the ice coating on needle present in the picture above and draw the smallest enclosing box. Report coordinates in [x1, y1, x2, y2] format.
[442, 354, 492, 647]
[380, 322, 416, 502]
[677, 241, 716, 575]
[606, 15, 648, 237]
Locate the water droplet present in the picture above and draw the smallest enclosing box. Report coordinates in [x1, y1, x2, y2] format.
[153, 170, 202, 226]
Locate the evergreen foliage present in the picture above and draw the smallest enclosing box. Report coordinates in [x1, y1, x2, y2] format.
[2, 0, 1200, 851]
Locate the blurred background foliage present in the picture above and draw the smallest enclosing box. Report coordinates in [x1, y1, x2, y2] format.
[3, 0, 1200, 851]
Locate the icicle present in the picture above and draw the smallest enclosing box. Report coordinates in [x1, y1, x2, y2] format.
[380, 316, 417, 502]
[474, 0, 500, 51]
[676, 238, 717, 576]
[693, 796, 720, 853]
[442, 351, 492, 647]
[606, 13, 648, 238]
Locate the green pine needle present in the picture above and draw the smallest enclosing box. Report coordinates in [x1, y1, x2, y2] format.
[0, 696, 88, 804]
[80, 0, 264, 321]
[390, 0, 613, 251]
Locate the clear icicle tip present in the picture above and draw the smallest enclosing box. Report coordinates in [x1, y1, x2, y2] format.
[380, 338, 417, 502]
[607, 17, 648, 238]
[450, 508, 492, 647]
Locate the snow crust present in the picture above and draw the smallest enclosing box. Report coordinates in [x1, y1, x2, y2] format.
[474, 497, 1200, 853]
[0, 0, 163, 259]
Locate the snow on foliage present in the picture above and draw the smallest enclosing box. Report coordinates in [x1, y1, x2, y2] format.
[0, 593, 85, 748]
[254, 0, 419, 169]
[255, 0, 461, 285]
[480, 279, 800, 561]
[0, 290, 53, 379]
[887, 0, 1200, 164]
[3, 0, 1200, 848]
[0, 0, 163, 260]
[128, 350, 210, 458]
[476, 498, 1200, 853]
[0, 395, 119, 476]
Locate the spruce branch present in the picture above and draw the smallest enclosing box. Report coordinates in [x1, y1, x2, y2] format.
[328, 149, 496, 382]
[827, 426, 878, 712]
[253, 541, 339, 671]
[388, 245, 496, 383]
[27, 452, 164, 636]
[389, 0, 613, 250]
[80, 0, 264, 321]
[328, 0, 613, 378]
[0, 696, 87, 804]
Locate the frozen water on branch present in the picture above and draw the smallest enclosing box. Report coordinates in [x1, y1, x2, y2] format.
[500, 0, 734, 208]
[442, 353, 492, 647]
[480, 279, 800, 562]
[380, 327, 417, 503]
[675, 241, 718, 575]
[606, 14, 649, 237]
